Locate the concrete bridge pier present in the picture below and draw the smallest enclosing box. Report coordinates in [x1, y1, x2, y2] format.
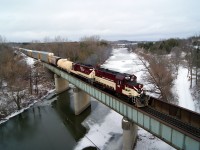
[122, 117, 138, 150]
[54, 74, 69, 93]
[72, 87, 91, 115]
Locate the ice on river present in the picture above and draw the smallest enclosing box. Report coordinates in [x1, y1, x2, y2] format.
[75, 48, 174, 150]
[74, 98, 123, 150]
[101, 48, 145, 82]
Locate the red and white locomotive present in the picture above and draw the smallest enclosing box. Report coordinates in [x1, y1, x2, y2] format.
[18, 48, 149, 107]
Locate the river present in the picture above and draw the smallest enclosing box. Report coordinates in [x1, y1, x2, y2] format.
[0, 88, 123, 150]
[0, 90, 86, 150]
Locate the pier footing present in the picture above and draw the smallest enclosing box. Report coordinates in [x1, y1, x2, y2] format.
[122, 117, 138, 150]
[54, 74, 69, 93]
[72, 87, 91, 115]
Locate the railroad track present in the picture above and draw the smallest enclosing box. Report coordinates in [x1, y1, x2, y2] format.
[141, 106, 200, 139]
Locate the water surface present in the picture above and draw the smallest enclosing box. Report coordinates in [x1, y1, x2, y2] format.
[0, 90, 98, 150]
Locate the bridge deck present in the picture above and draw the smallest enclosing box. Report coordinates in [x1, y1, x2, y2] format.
[44, 63, 200, 150]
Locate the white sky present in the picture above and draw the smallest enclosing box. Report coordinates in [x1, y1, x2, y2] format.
[0, 0, 200, 42]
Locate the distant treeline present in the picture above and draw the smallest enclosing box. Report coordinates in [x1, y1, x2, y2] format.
[135, 35, 200, 102]
[138, 38, 179, 54]
[19, 36, 111, 65]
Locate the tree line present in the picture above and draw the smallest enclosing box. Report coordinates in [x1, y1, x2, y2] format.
[21, 35, 111, 65]
[133, 36, 200, 103]
[0, 42, 30, 115]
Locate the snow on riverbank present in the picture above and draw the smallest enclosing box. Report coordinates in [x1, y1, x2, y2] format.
[0, 89, 56, 125]
[0, 101, 37, 125]
[174, 66, 195, 111]
[26, 57, 35, 66]
[0, 53, 52, 125]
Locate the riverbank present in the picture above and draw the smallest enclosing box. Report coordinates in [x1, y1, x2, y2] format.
[0, 89, 55, 125]
[0, 52, 55, 124]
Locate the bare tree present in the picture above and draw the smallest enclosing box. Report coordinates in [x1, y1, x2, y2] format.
[170, 47, 182, 76]
[182, 37, 200, 88]
[138, 53, 175, 103]
[24, 35, 111, 65]
[0, 46, 30, 110]
[0, 35, 6, 44]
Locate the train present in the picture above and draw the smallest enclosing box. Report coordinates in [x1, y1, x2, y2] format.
[18, 48, 149, 107]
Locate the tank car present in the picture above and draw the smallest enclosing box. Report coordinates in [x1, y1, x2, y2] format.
[57, 59, 73, 72]
[49, 55, 61, 66]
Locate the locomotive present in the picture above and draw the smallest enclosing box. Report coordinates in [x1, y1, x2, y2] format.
[18, 48, 149, 107]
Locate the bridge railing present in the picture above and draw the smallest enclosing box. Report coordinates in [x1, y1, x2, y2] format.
[149, 98, 200, 129]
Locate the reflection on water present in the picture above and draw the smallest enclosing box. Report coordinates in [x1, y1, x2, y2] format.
[0, 90, 95, 150]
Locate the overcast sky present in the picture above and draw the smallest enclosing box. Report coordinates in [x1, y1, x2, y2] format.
[0, 0, 200, 42]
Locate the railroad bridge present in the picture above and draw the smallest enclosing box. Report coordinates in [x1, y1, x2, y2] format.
[19, 49, 200, 150]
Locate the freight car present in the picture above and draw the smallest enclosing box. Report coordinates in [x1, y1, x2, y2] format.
[19, 48, 60, 65]
[18, 48, 149, 107]
[19, 48, 32, 57]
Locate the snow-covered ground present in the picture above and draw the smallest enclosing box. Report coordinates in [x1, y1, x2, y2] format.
[0, 54, 50, 125]
[174, 67, 195, 110]
[26, 57, 35, 67]
[0, 100, 37, 124]
[0, 89, 56, 125]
